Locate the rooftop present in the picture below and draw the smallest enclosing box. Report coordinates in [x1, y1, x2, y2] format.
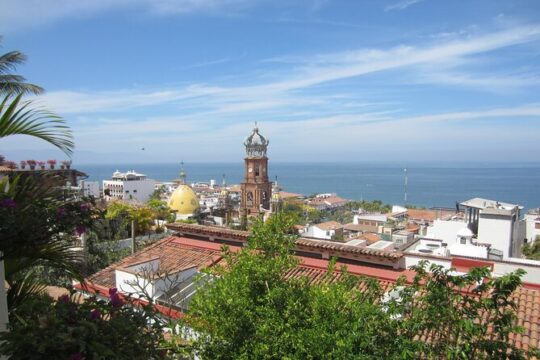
[313, 221, 343, 231]
[407, 208, 455, 222]
[460, 197, 522, 211]
[80, 223, 540, 352]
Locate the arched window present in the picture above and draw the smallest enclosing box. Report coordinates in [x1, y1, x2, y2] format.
[247, 191, 253, 206]
[255, 166, 260, 177]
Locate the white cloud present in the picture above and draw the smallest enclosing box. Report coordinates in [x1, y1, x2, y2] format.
[34, 24, 540, 117]
[384, 0, 423, 12]
[0, 0, 255, 33]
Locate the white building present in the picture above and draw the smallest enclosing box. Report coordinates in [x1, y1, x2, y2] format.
[353, 213, 387, 233]
[422, 198, 526, 260]
[78, 180, 100, 198]
[302, 221, 343, 240]
[524, 208, 540, 244]
[103, 170, 156, 203]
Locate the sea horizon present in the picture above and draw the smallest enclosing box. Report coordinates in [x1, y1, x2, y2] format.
[79, 161, 540, 211]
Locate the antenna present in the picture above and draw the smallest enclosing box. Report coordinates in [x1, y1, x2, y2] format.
[404, 167, 408, 204]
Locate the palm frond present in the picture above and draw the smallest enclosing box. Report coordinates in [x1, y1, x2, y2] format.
[5, 268, 48, 312]
[0, 51, 27, 73]
[4, 241, 85, 284]
[0, 93, 73, 155]
[0, 51, 44, 95]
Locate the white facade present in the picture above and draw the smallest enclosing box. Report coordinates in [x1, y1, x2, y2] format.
[303, 224, 339, 240]
[114, 258, 197, 300]
[458, 198, 525, 259]
[524, 209, 540, 244]
[78, 180, 100, 198]
[103, 170, 156, 203]
[476, 208, 522, 259]
[426, 219, 466, 244]
[403, 252, 540, 285]
[353, 213, 387, 224]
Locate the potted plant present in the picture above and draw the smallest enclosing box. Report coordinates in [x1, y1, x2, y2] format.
[47, 159, 56, 169]
[27, 160, 37, 170]
[61, 160, 72, 170]
[20, 160, 27, 169]
[38, 161, 46, 170]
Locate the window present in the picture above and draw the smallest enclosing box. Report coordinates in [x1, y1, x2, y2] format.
[255, 166, 260, 176]
[133, 189, 137, 193]
[460, 237, 466, 244]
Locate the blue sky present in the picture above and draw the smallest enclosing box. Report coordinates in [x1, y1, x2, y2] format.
[1, 0, 540, 164]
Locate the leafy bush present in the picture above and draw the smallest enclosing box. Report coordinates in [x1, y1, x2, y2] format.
[0, 289, 167, 360]
[185, 214, 537, 359]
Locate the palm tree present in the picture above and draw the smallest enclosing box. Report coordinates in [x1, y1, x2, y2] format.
[0, 38, 44, 96]
[0, 42, 75, 328]
[0, 93, 73, 156]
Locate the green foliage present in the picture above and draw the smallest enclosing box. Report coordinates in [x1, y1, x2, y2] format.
[0, 93, 73, 156]
[281, 199, 392, 226]
[346, 199, 392, 214]
[185, 215, 535, 359]
[522, 237, 540, 260]
[0, 43, 44, 95]
[149, 185, 166, 201]
[281, 200, 323, 224]
[84, 232, 131, 275]
[106, 201, 157, 235]
[0, 175, 95, 286]
[0, 290, 167, 359]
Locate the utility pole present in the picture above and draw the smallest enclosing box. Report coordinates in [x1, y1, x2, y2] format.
[131, 220, 136, 255]
[404, 167, 408, 204]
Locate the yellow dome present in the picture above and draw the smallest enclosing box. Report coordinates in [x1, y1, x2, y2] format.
[168, 185, 200, 215]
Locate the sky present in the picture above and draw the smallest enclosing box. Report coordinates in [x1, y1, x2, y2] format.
[1, 0, 540, 164]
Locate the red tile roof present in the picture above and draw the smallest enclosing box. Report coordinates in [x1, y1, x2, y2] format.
[407, 209, 455, 222]
[279, 191, 302, 199]
[295, 237, 401, 260]
[314, 221, 343, 231]
[359, 232, 382, 244]
[87, 236, 226, 289]
[167, 223, 401, 263]
[343, 223, 366, 232]
[80, 230, 540, 352]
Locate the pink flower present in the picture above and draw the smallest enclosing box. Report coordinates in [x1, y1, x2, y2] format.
[75, 225, 86, 235]
[56, 208, 67, 218]
[69, 352, 85, 360]
[109, 288, 123, 307]
[0, 199, 16, 209]
[90, 309, 101, 320]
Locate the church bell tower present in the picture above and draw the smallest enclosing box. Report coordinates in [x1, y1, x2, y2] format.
[241, 124, 272, 216]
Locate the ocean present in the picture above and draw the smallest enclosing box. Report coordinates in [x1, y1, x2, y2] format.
[79, 162, 540, 211]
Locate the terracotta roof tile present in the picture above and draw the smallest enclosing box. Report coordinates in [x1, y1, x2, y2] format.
[82, 229, 540, 352]
[359, 232, 382, 244]
[313, 221, 343, 230]
[278, 191, 303, 199]
[407, 209, 455, 222]
[87, 236, 223, 289]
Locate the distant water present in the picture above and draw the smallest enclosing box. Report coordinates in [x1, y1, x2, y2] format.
[79, 162, 540, 210]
